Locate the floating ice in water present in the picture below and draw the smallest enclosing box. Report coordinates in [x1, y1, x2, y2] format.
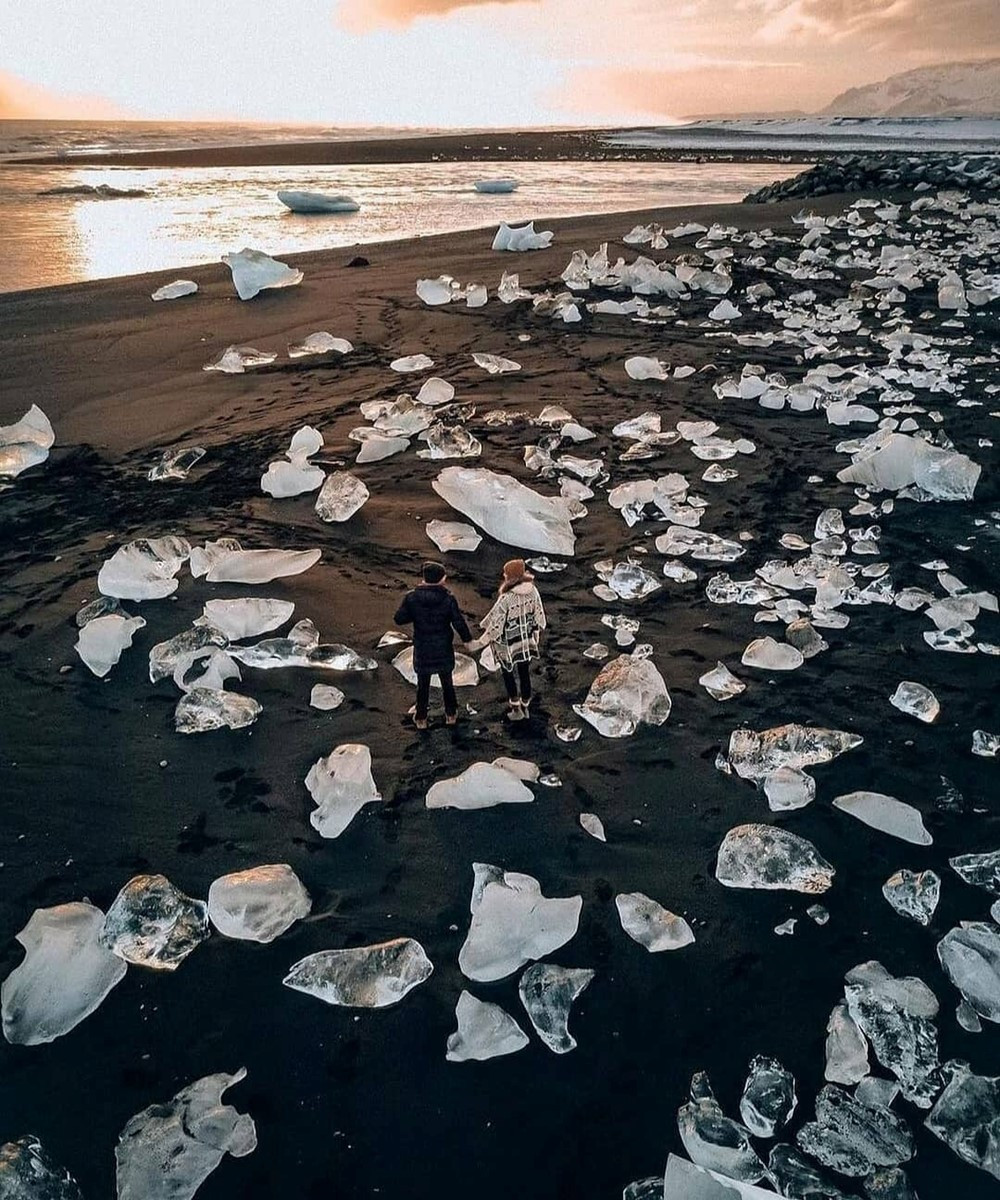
[115, 1069, 256, 1200]
[972, 730, 1000, 758]
[175, 687, 262, 733]
[889, 681, 939, 723]
[492, 221, 553, 251]
[425, 520, 482, 553]
[833, 792, 932, 846]
[1, 902, 127, 1046]
[837, 433, 980, 501]
[287, 331, 353, 357]
[0, 405, 55, 479]
[475, 178, 518, 193]
[573, 653, 671, 739]
[416, 275, 458, 305]
[277, 190, 359, 213]
[198, 598, 294, 641]
[75, 612, 146, 677]
[433, 467, 576, 556]
[615, 893, 694, 952]
[950, 849, 1000, 895]
[763, 767, 816, 812]
[283, 938, 432, 1007]
[222, 247, 303, 300]
[825, 1001, 870, 1084]
[150, 278, 198, 301]
[796, 1084, 913, 1178]
[716, 825, 834, 893]
[926, 1065, 1000, 1180]
[261, 459, 325, 497]
[194, 542, 321, 584]
[390, 354, 434, 372]
[518, 963, 593, 1054]
[305, 743, 382, 839]
[393, 645, 478, 688]
[446, 991, 529, 1062]
[471, 352, 521, 374]
[426, 760, 535, 810]
[579, 813, 606, 841]
[315, 472, 369, 522]
[882, 870, 940, 925]
[101, 875, 209, 971]
[458, 863, 582, 983]
[148, 446, 206, 481]
[677, 1074, 767, 1184]
[740, 1056, 797, 1138]
[741, 637, 804, 671]
[203, 344, 277, 373]
[98, 536, 190, 601]
[0, 1137, 83, 1199]
[310, 684, 345, 710]
[624, 356, 669, 381]
[727, 724, 863, 782]
[937, 923, 1000, 1023]
[207, 865, 311, 943]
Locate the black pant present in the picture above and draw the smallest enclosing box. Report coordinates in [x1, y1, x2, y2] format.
[416, 672, 457, 720]
[501, 661, 532, 703]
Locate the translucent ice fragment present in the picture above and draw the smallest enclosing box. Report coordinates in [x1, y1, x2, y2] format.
[433, 467, 576, 556]
[741, 637, 804, 671]
[728, 724, 862, 782]
[75, 612, 146, 677]
[882, 870, 940, 925]
[580, 812, 606, 840]
[573, 653, 671, 738]
[677, 1075, 767, 1184]
[740, 1056, 797, 1138]
[796, 1085, 913, 1178]
[97, 536, 190, 601]
[833, 792, 932, 846]
[390, 353, 434, 372]
[826, 1001, 870, 1085]
[198, 598, 294, 641]
[518, 962, 593, 1053]
[889, 681, 939, 723]
[416, 275, 458, 305]
[315, 472, 369, 522]
[203, 345, 276, 373]
[310, 684, 345, 710]
[624, 356, 669, 381]
[199, 545, 321, 584]
[471, 352, 521, 374]
[175, 688, 261, 733]
[926, 1066, 1000, 1179]
[615, 893, 694, 952]
[937, 923, 1000, 1023]
[0, 405, 55, 480]
[207, 865, 310, 943]
[950, 849, 1000, 895]
[101, 875, 209, 970]
[426, 761, 534, 810]
[492, 221, 553, 252]
[150, 279, 197, 301]
[261, 459, 325, 497]
[287, 331, 352, 357]
[148, 446, 205, 481]
[763, 767, 816, 812]
[283, 938, 432, 1007]
[425, 520, 481, 553]
[222, 247, 302, 300]
[446, 991, 528, 1062]
[716, 825, 834, 893]
[305, 743, 382, 838]
[0, 1137, 83, 1198]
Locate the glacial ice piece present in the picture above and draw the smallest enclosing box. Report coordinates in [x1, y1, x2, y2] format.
[889, 681, 939, 723]
[825, 1001, 870, 1085]
[655, 527, 745, 563]
[837, 433, 980, 501]
[937, 270, 967, 311]
[261, 459, 325, 497]
[0, 1137, 83, 1199]
[305, 743, 381, 839]
[393, 645, 477, 688]
[222, 247, 303, 300]
[475, 178, 518, 193]
[277, 190, 359, 213]
[518, 963, 593, 1054]
[833, 792, 932, 846]
[101, 875, 209, 971]
[615, 893, 694, 952]
[416, 377, 455, 406]
[573, 653, 671, 739]
[662, 1154, 776, 1199]
[926, 1066, 1000, 1180]
[699, 662, 747, 703]
[492, 222, 553, 251]
[287, 331, 353, 357]
[196, 543, 321, 584]
[950, 850, 1000, 895]
[207, 865, 311, 943]
[148, 446, 206, 481]
[597, 561, 661, 601]
[715, 825, 835, 894]
[471, 352, 521, 374]
[432, 467, 576, 556]
[150, 279, 198, 301]
[767, 1145, 852, 1200]
[416, 275, 457, 305]
[741, 637, 804, 671]
[75, 612, 146, 677]
[315, 472, 369, 522]
[425, 520, 482, 553]
[882, 870, 940, 925]
[446, 991, 529, 1062]
[174, 648, 240, 693]
[149, 626, 227, 684]
[458, 864, 582, 982]
[579, 813, 606, 841]
[0, 405, 55, 479]
[115, 1069, 256, 1200]
[426, 761, 534, 810]
[356, 433, 409, 463]
[624, 356, 669, 381]
[1, 902, 127, 1046]
[175, 688, 261, 734]
[677, 1075, 767, 1184]
[497, 271, 532, 303]
[727, 724, 863, 782]
[310, 683, 345, 710]
[796, 1085, 913, 1178]
[283, 938, 432, 1007]
[740, 1056, 797, 1138]
[709, 300, 740, 321]
[203, 345, 276, 373]
[972, 730, 1000, 757]
[198, 598, 294, 641]
[390, 354, 434, 372]
[937, 923, 1000, 1023]
[97, 536, 190, 601]
[417, 423, 481, 460]
[763, 767, 816, 812]
[785, 619, 827, 659]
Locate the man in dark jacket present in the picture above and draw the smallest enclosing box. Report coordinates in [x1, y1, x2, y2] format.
[394, 562, 473, 729]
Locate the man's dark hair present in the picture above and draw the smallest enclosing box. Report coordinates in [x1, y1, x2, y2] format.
[422, 561, 446, 584]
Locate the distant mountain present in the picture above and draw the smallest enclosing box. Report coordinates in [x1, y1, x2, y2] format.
[822, 59, 1000, 118]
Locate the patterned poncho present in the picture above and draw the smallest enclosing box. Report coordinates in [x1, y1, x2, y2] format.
[480, 582, 547, 669]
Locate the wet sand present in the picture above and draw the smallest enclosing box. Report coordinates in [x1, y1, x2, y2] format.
[1, 194, 998, 1199]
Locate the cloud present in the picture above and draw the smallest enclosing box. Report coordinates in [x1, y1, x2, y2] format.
[0, 69, 129, 120]
[338, 0, 539, 32]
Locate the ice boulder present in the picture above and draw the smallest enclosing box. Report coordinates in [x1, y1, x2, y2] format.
[432, 467, 577, 556]
[573, 653, 671, 738]
[716, 825, 835, 893]
[305, 743, 382, 838]
[101, 874, 209, 970]
[277, 190, 359, 214]
[207, 865, 311, 943]
[222, 247, 303, 300]
[0, 405, 55, 480]
[283, 938, 433, 1007]
[837, 432, 979, 501]
[446, 991, 529, 1061]
[492, 221, 553, 251]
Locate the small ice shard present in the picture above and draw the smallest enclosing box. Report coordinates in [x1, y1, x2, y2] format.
[198, 598, 294, 641]
[197, 544, 321, 584]
[740, 1056, 797, 1138]
[287, 331, 353, 357]
[175, 688, 261, 734]
[518, 963, 593, 1054]
[833, 792, 932, 846]
[699, 662, 745, 701]
[708, 300, 740, 321]
[426, 761, 534, 810]
[573, 653, 671, 739]
[624, 356, 669, 381]
[222, 247, 303, 300]
[283, 938, 432, 1007]
[0, 1137, 83, 1199]
[579, 812, 606, 840]
[416, 377, 455, 406]
[305, 743, 381, 839]
[763, 767, 816, 812]
[393, 645, 478, 688]
[623, 1176, 663, 1200]
[356, 433, 409, 463]
[774, 919, 796, 936]
[727, 724, 863, 782]
[882, 870, 940, 925]
[148, 446, 206, 481]
[390, 353, 434, 372]
[950, 850, 1000, 895]
[663, 1154, 775, 1198]
[151, 279, 197, 301]
[615, 893, 694, 952]
[416, 275, 457, 305]
[677, 1074, 767, 1184]
[785, 619, 827, 659]
[75, 612, 146, 677]
[115, 1069, 256, 1200]
[807, 904, 829, 925]
[741, 637, 804, 671]
[207, 865, 311, 943]
[584, 643, 609, 660]
[458, 864, 582, 983]
[97, 536, 190, 601]
[958, 1000, 982, 1033]
[471, 352, 521, 374]
[796, 1085, 913, 1178]
[0, 405, 55, 480]
[889, 681, 939, 723]
[836, 432, 979, 501]
[972, 730, 1000, 758]
[446, 991, 529, 1062]
[937, 269, 967, 311]
[767, 1146, 849, 1200]
[101, 875, 209, 971]
[425, 520, 482, 553]
[715, 825, 834, 894]
[203, 344, 277, 373]
[1, 902, 127, 1046]
[417, 423, 481, 460]
[277, 190, 359, 213]
[937, 923, 1000, 1023]
[315, 472, 369, 522]
[261, 459, 325, 497]
[599, 561, 662, 601]
[492, 221, 553, 251]
[432, 467, 576, 556]
[149, 626, 226, 683]
[926, 1066, 1000, 1179]
[825, 1001, 870, 1084]
[310, 684, 345, 710]
[475, 178, 518, 193]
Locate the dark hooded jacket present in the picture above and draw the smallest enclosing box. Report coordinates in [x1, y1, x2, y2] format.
[394, 584, 472, 675]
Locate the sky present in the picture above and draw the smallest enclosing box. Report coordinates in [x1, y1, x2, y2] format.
[1, 0, 997, 126]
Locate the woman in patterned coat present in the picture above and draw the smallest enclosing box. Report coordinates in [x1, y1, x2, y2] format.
[474, 559, 547, 722]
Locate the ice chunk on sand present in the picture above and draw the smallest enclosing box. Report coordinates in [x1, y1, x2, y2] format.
[699, 662, 745, 701]
[115, 1069, 256, 1200]
[151, 279, 197, 301]
[471, 352, 521, 374]
[763, 767, 816, 812]
[716, 825, 834, 893]
[950, 849, 1000, 895]
[741, 637, 804, 671]
[740, 1056, 797, 1138]
[579, 813, 606, 841]
[709, 300, 741, 321]
[883, 870, 940, 925]
[625, 356, 669, 381]
[148, 446, 205, 481]
[825, 1001, 870, 1084]
[796, 1084, 913, 1178]
[937, 923, 1000, 1023]
[663, 1154, 775, 1198]
[198, 598, 294, 641]
[833, 792, 932, 846]
[0, 405, 55, 479]
[926, 1066, 1000, 1180]
[356, 432, 409, 463]
[573, 653, 671, 738]
[261, 459, 325, 497]
[310, 684, 345, 710]
[1, 902, 127, 1046]
[222, 247, 303, 300]
[416, 275, 457, 305]
[767, 1145, 850, 1200]
[393, 645, 478, 688]
[277, 190, 359, 213]
[287, 331, 353, 357]
[677, 1074, 767, 1184]
[0, 1137, 83, 1199]
[492, 221, 553, 251]
[390, 353, 434, 372]
[315, 472, 369, 522]
[727, 724, 862, 782]
[615, 893, 694, 952]
[446, 991, 529, 1062]
[425, 520, 482, 553]
[203, 344, 276, 373]
[305, 743, 382, 838]
[889, 681, 939, 723]
[283, 938, 432, 1007]
[972, 730, 1000, 757]
[475, 178, 518, 193]
[426, 761, 534, 810]
[97, 536, 190, 601]
[101, 875, 208, 971]
[459, 864, 582, 982]
[196, 543, 321, 584]
[433, 467, 576, 556]
[207, 865, 310, 943]
[518, 963, 593, 1054]
[837, 433, 979, 501]
[175, 688, 261, 733]
[75, 612, 146, 677]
